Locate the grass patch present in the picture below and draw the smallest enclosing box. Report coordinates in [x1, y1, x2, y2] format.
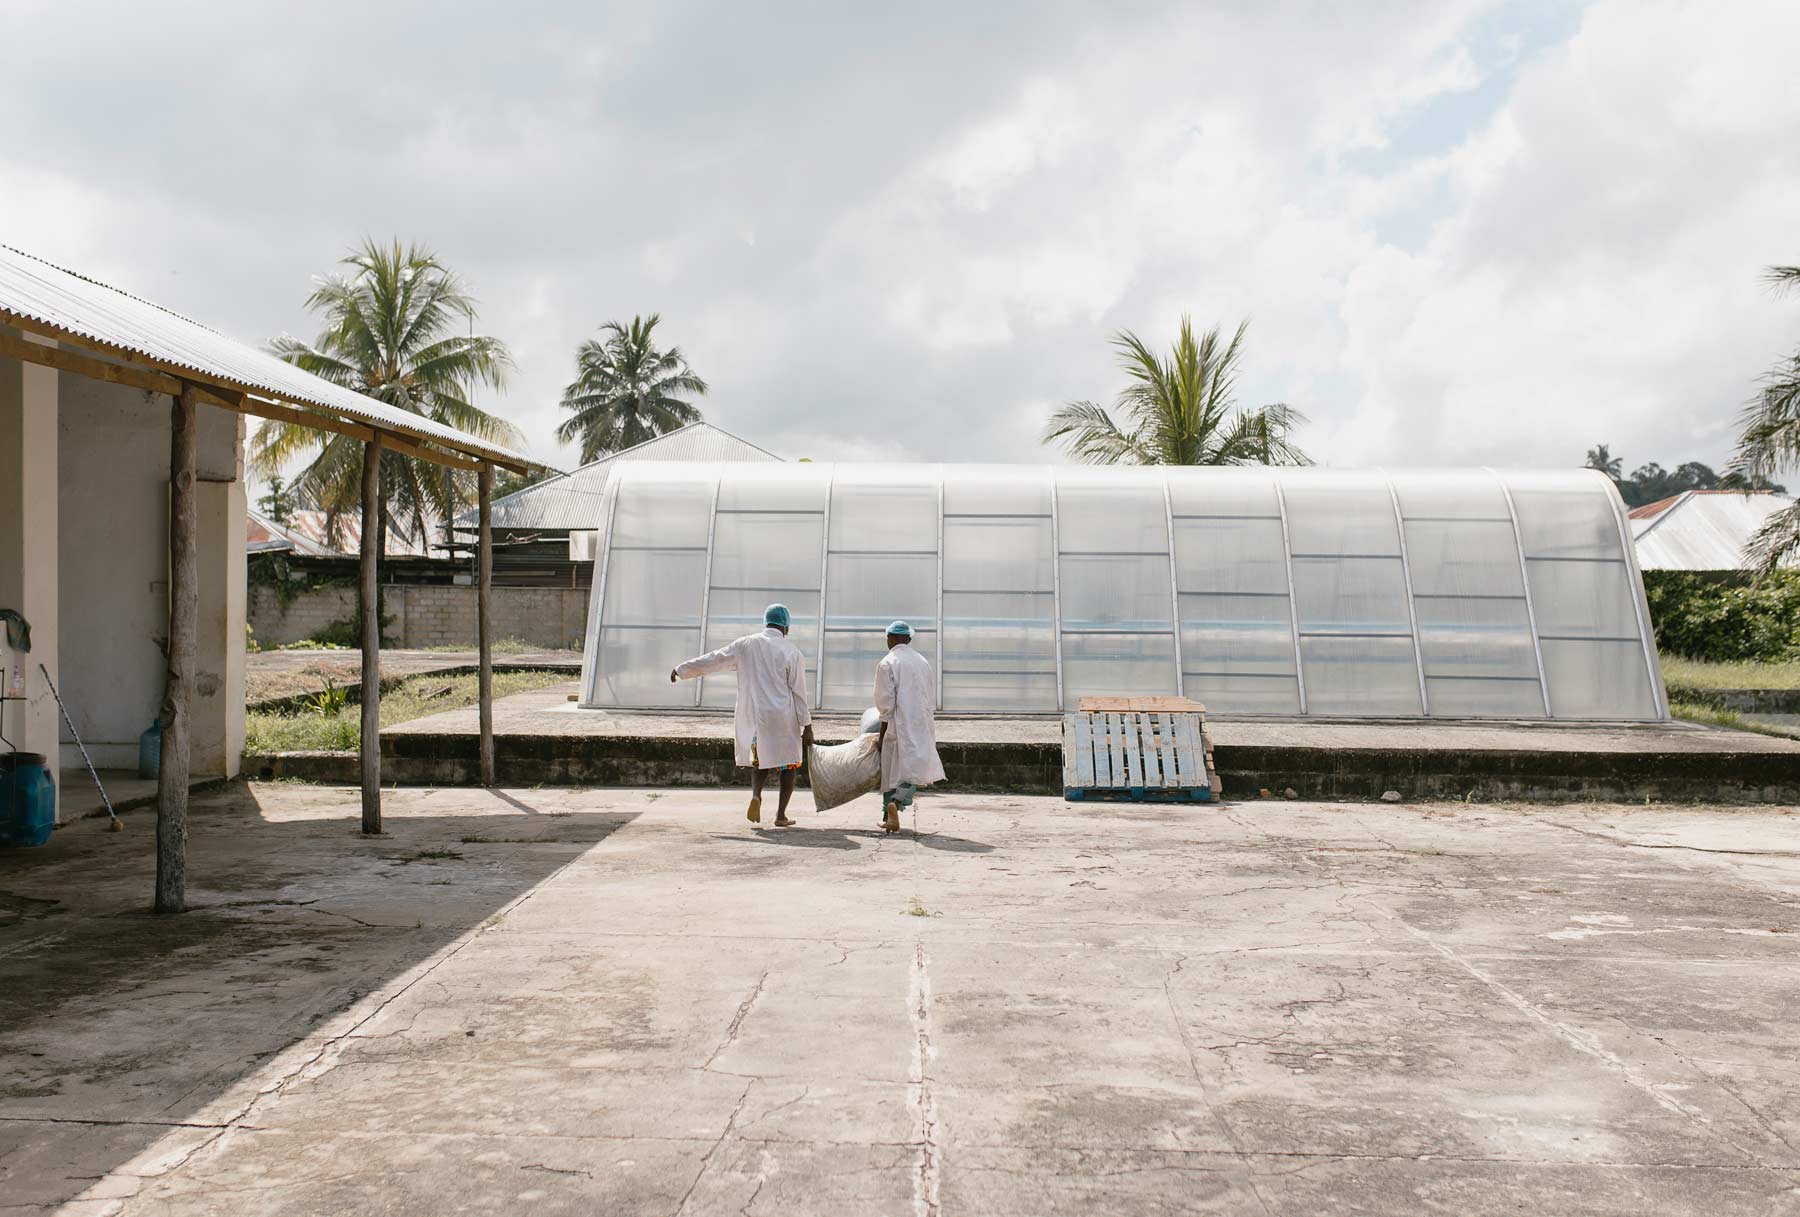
[1661, 656, 1800, 692]
[245, 669, 572, 753]
[1670, 701, 1796, 739]
[416, 638, 544, 655]
[402, 848, 463, 862]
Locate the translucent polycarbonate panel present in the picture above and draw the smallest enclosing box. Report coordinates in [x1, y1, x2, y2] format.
[1299, 636, 1424, 716]
[1504, 471, 1626, 559]
[1290, 557, 1411, 634]
[1281, 472, 1401, 556]
[820, 631, 938, 710]
[943, 465, 1053, 515]
[709, 512, 825, 590]
[608, 469, 715, 547]
[1166, 468, 1281, 518]
[1061, 632, 1178, 699]
[1059, 554, 1174, 632]
[600, 549, 707, 627]
[825, 554, 937, 622]
[828, 468, 937, 551]
[943, 517, 1053, 591]
[1172, 517, 1290, 594]
[1182, 672, 1302, 715]
[1539, 639, 1657, 719]
[704, 590, 820, 648]
[1178, 592, 1296, 675]
[1414, 598, 1538, 679]
[1401, 520, 1527, 598]
[1425, 677, 1546, 718]
[1055, 475, 1169, 552]
[1525, 559, 1640, 638]
[593, 627, 704, 707]
[942, 670, 1058, 712]
[1392, 470, 1511, 520]
[715, 464, 829, 512]
[940, 592, 1056, 668]
[699, 598, 820, 711]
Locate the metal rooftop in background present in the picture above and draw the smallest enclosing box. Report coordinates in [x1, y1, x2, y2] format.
[1631, 489, 1795, 570]
[470, 423, 780, 531]
[0, 243, 530, 470]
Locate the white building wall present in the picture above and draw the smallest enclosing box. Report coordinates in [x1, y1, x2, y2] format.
[0, 332, 60, 820]
[55, 374, 243, 775]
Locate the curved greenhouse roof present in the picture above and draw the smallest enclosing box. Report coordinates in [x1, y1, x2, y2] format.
[578, 462, 1667, 722]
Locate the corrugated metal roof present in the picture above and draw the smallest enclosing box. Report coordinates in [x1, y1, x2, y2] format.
[470, 423, 780, 531]
[1631, 490, 1796, 570]
[0, 243, 529, 468]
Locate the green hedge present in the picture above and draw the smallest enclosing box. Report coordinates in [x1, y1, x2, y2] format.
[1642, 570, 1800, 662]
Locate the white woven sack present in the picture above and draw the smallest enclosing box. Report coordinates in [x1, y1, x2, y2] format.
[808, 733, 882, 812]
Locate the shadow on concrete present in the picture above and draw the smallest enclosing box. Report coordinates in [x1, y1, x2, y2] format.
[0, 781, 636, 1211]
[714, 825, 995, 854]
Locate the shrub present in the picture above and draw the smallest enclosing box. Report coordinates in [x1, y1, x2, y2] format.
[1642, 570, 1800, 662]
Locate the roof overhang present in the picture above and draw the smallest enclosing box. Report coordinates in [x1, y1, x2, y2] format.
[0, 244, 533, 474]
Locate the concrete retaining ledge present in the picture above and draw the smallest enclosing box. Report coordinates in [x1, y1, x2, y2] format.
[1665, 685, 1800, 715]
[247, 729, 1800, 804]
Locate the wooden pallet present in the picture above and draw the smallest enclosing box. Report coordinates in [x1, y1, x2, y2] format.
[1062, 707, 1214, 803]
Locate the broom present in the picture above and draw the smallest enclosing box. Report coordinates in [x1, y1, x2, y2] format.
[39, 664, 123, 831]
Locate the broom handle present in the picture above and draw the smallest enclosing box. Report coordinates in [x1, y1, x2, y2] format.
[38, 664, 117, 822]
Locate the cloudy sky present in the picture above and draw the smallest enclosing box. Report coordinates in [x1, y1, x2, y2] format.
[4, 0, 1797, 478]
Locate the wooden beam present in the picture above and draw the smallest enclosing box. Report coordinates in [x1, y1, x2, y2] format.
[1, 310, 530, 473]
[0, 329, 182, 396]
[478, 464, 495, 787]
[156, 386, 200, 913]
[359, 435, 382, 834]
[0, 327, 496, 474]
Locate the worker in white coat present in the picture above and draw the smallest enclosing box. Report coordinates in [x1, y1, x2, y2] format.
[671, 604, 814, 827]
[874, 621, 945, 834]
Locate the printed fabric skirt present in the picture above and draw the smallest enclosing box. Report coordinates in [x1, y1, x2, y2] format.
[751, 737, 802, 772]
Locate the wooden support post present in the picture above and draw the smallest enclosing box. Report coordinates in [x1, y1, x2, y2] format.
[155, 387, 199, 913]
[360, 435, 382, 833]
[478, 463, 495, 787]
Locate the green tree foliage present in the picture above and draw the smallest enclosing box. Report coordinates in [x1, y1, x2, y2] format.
[257, 474, 295, 526]
[251, 239, 521, 554]
[557, 314, 708, 463]
[1584, 443, 1622, 481]
[1581, 446, 1783, 508]
[1043, 318, 1309, 466]
[1643, 571, 1800, 662]
[1729, 264, 1800, 572]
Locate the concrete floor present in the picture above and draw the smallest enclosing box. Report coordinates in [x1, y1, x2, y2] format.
[3, 786, 1799, 1215]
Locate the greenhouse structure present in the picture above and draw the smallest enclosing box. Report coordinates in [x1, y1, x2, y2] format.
[578, 462, 1668, 721]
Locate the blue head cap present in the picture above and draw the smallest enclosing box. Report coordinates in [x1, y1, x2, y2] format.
[764, 603, 791, 630]
[887, 620, 913, 639]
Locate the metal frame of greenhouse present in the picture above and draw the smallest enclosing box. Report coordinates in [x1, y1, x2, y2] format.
[578, 461, 1668, 722]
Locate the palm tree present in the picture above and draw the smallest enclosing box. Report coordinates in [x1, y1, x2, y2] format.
[1729, 265, 1800, 571]
[251, 239, 520, 555]
[1584, 443, 1623, 482]
[1043, 318, 1309, 466]
[557, 314, 708, 463]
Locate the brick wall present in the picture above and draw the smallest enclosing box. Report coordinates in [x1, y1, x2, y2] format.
[250, 584, 588, 649]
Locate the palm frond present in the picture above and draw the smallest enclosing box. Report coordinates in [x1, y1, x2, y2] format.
[1743, 500, 1800, 574]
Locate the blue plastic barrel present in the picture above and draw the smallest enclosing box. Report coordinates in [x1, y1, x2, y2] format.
[1, 752, 56, 848]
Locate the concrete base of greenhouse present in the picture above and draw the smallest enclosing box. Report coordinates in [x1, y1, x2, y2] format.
[237, 684, 1800, 804]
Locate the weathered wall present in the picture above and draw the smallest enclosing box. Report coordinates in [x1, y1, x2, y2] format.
[56, 374, 243, 774]
[250, 583, 588, 650]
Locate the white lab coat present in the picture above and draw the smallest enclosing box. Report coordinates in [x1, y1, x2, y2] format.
[876, 643, 946, 790]
[675, 627, 812, 769]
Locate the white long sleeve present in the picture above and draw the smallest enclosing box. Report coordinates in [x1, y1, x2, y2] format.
[675, 638, 739, 679]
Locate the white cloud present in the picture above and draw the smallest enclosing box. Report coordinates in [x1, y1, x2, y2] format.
[1, 0, 1795, 484]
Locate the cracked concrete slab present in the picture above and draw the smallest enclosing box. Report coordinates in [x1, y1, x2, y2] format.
[4, 783, 1799, 1214]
